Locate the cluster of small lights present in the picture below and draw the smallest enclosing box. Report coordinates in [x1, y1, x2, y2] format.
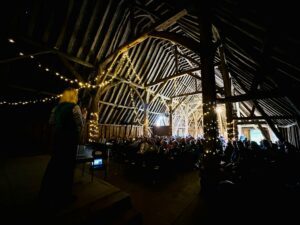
[88, 112, 100, 143]
[0, 94, 62, 106]
[94, 52, 126, 88]
[203, 108, 216, 116]
[202, 102, 218, 144]
[130, 88, 139, 117]
[124, 52, 142, 82]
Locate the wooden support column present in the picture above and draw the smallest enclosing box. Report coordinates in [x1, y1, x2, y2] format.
[184, 106, 189, 137]
[168, 99, 173, 136]
[199, 1, 218, 151]
[143, 103, 149, 137]
[174, 46, 179, 73]
[143, 91, 150, 137]
[219, 46, 234, 139]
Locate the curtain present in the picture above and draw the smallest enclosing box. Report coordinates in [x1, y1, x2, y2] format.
[279, 124, 300, 149]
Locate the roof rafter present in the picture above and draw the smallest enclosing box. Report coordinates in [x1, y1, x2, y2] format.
[146, 67, 201, 87]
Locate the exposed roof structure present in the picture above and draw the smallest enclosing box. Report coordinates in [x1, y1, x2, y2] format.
[1, 0, 299, 129]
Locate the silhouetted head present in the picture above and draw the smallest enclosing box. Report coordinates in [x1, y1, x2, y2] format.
[60, 88, 78, 104]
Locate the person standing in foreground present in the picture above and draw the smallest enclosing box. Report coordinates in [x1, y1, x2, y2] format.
[39, 88, 83, 209]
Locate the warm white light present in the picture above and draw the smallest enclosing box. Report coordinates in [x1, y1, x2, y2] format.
[8, 38, 15, 43]
[215, 106, 222, 113]
[156, 116, 163, 127]
[19, 52, 24, 56]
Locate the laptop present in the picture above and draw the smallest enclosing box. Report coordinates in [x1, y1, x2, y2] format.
[92, 158, 103, 168]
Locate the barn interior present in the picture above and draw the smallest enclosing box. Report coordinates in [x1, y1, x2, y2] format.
[1, 0, 300, 224]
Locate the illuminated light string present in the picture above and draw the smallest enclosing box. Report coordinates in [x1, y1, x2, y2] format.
[7, 38, 110, 89]
[0, 94, 62, 106]
[94, 52, 127, 85]
[0, 86, 91, 106]
[2, 38, 117, 106]
[35, 60, 108, 89]
[124, 52, 142, 82]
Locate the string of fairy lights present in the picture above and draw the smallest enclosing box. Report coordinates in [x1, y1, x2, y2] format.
[3, 39, 235, 145]
[202, 102, 219, 143]
[1, 38, 128, 106]
[0, 95, 62, 106]
[88, 112, 100, 142]
[124, 52, 142, 82]
[2, 38, 159, 108]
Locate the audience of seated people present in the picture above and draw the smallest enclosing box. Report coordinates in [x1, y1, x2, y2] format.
[95, 135, 300, 194]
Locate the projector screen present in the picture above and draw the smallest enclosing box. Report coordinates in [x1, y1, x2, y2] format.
[250, 129, 264, 144]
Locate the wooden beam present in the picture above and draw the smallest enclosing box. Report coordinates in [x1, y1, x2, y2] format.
[146, 62, 220, 87]
[100, 9, 188, 69]
[0, 51, 52, 64]
[172, 96, 188, 112]
[233, 115, 296, 120]
[59, 56, 84, 82]
[106, 73, 170, 100]
[149, 82, 168, 104]
[98, 100, 160, 114]
[55, 0, 74, 49]
[93, 10, 187, 109]
[150, 31, 200, 55]
[146, 67, 201, 87]
[133, 4, 159, 21]
[231, 73, 285, 141]
[129, 85, 144, 104]
[217, 90, 283, 103]
[172, 90, 202, 98]
[218, 44, 234, 139]
[177, 52, 200, 66]
[199, 0, 218, 151]
[187, 72, 201, 80]
[250, 105, 256, 116]
[237, 121, 267, 125]
[20, 37, 94, 68]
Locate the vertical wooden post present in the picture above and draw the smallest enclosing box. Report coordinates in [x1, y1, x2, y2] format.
[143, 91, 150, 137]
[143, 103, 149, 137]
[219, 47, 234, 140]
[235, 101, 241, 139]
[174, 45, 179, 73]
[184, 106, 189, 137]
[199, 0, 218, 152]
[168, 99, 173, 136]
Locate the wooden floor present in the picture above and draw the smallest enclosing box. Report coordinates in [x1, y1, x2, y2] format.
[97, 161, 201, 225]
[0, 155, 141, 225]
[2, 154, 299, 225]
